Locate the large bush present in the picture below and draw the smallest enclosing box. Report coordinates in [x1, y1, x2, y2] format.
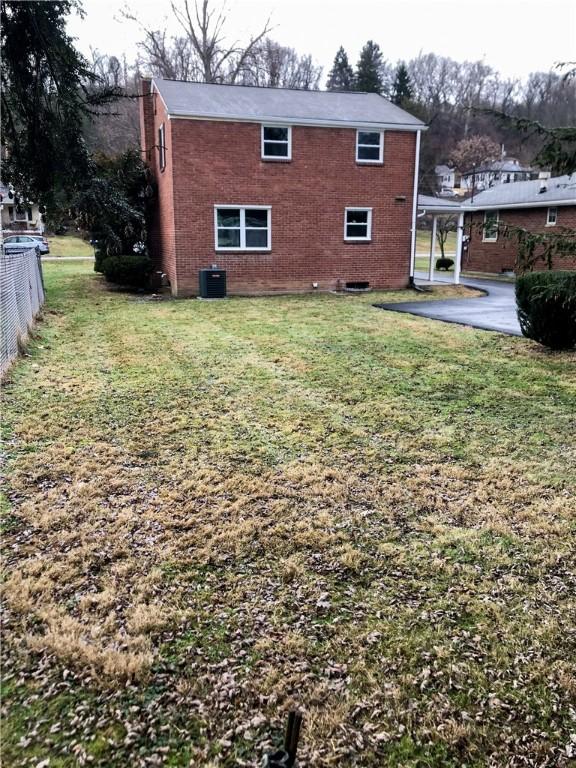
[101, 254, 153, 289]
[73, 149, 154, 277]
[516, 271, 576, 349]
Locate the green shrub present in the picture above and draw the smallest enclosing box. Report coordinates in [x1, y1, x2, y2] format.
[516, 271, 576, 350]
[436, 258, 454, 271]
[100, 254, 153, 289]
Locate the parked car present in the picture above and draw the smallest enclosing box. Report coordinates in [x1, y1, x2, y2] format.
[3, 235, 47, 254]
[29, 235, 50, 254]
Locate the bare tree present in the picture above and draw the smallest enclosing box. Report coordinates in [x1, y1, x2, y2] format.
[83, 50, 140, 154]
[449, 135, 501, 172]
[124, 0, 271, 83]
[436, 216, 457, 259]
[239, 39, 322, 89]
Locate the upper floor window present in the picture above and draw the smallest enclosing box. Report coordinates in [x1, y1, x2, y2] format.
[158, 123, 166, 170]
[483, 210, 499, 242]
[356, 131, 384, 164]
[10, 205, 33, 222]
[261, 126, 291, 160]
[214, 205, 271, 251]
[546, 206, 557, 226]
[344, 208, 372, 241]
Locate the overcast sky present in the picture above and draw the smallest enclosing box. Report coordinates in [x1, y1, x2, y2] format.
[68, 0, 576, 83]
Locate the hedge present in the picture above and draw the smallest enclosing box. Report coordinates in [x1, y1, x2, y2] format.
[516, 271, 576, 350]
[100, 254, 153, 289]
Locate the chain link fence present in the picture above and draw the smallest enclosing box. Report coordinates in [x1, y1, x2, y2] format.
[1, 248, 45, 378]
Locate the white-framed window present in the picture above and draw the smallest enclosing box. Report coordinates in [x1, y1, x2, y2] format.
[482, 211, 500, 243]
[344, 208, 373, 241]
[158, 123, 166, 170]
[11, 205, 33, 222]
[482, 210, 499, 242]
[214, 205, 271, 251]
[546, 206, 558, 226]
[261, 126, 291, 160]
[356, 131, 384, 164]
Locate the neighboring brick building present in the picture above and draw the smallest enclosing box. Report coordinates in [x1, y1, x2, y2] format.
[139, 78, 425, 296]
[464, 175, 576, 273]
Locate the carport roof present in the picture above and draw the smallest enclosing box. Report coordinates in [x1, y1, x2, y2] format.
[418, 195, 464, 214]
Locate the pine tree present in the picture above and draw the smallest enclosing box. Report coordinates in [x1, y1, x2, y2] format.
[0, 1, 119, 209]
[355, 41, 385, 93]
[391, 62, 414, 106]
[326, 46, 355, 91]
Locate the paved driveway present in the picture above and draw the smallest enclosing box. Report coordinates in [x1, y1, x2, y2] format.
[375, 276, 522, 336]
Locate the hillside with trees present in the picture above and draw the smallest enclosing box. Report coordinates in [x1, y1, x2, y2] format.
[3, 0, 574, 233]
[81, 5, 575, 196]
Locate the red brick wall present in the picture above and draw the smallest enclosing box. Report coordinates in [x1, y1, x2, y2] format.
[140, 81, 177, 287]
[141, 97, 418, 296]
[465, 206, 576, 273]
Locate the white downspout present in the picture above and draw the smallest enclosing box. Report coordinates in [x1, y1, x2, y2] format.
[409, 129, 422, 283]
[454, 211, 464, 285]
[428, 215, 437, 282]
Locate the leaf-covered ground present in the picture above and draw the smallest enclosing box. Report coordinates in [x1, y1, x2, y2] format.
[2, 261, 575, 767]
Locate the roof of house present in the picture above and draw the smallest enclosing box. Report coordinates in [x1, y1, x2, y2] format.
[462, 159, 533, 176]
[435, 165, 454, 175]
[464, 174, 576, 209]
[151, 78, 426, 130]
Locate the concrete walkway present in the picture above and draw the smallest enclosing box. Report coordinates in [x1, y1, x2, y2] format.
[375, 276, 522, 336]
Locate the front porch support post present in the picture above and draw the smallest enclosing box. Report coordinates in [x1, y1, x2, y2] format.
[454, 212, 464, 284]
[428, 215, 437, 282]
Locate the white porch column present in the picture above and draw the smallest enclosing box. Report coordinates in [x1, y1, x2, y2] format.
[454, 212, 464, 285]
[428, 215, 437, 282]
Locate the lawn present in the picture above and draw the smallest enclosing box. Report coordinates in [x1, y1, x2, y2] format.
[2, 262, 575, 767]
[416, 229, 457, 254]
[47, 233, 94, 258]
[415, 230, 457, 274]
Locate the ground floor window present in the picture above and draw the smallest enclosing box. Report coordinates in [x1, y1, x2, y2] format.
[546, 206, 557, 226]
[482, 210, 499, 241]
[214, 206, 271, 251]
[344, 208, 372, 241]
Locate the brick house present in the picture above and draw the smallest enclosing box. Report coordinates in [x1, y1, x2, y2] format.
[464, 175, 576, 273]
[139, 78, 425, 296]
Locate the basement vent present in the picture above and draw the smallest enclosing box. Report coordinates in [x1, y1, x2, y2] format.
[345, 281, 370, 292]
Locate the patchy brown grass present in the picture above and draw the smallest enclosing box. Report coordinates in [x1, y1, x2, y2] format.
[1, 261, 575, 767]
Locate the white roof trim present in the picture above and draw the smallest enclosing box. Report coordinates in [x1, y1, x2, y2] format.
[150, 81, 169, 114]
[167, 112, 426, 132]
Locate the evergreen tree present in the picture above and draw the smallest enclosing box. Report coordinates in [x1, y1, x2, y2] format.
[0, 1, 119, 210]
[326, 46, 355, 91]
[391, 62, 414, 106]
[355, 41, 385, 93]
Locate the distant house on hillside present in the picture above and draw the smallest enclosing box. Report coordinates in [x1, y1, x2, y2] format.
[435, 165, 460, 197]
[139, 78, 426, 296]
[0, 182, 44, 236]
[436, 156, 539, 198]
[459, 158, 537, 194]
[464, 174, 576, 274]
